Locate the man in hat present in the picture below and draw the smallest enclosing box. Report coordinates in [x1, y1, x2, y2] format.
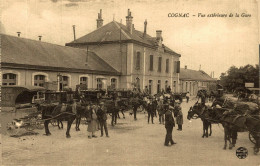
[97, 102, 109, 137]
[164, 102, 177, 146]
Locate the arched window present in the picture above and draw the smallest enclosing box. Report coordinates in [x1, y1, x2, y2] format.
[111, 78, 117, 89]
[2, 73, 17, 85]
[136, 77, 140, 89]
[97, 78, 103, 89]
[61, 76, 69, 87]
[34, 75, 45, 87]
[157, 80, 161, 93]
[149, 80, 153, 94]
[165, 80, 168, 90]
[80, 77, 88, 88]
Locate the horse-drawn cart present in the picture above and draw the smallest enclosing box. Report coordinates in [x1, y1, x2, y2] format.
[6, 111, 44, 136]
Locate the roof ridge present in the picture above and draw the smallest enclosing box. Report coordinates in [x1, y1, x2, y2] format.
[0, 33, 102, 53]
[113, 21, 131, 40]
[1, 33, 66, 48]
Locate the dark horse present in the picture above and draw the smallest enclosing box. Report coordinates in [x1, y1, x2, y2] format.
[36, 103, 77, 138]
[187, 102, 212, 138]
[221, 113, 260, 154]
[75, 103, 90, 131]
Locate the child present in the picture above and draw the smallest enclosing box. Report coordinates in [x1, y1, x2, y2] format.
[176, 104, 183, 131]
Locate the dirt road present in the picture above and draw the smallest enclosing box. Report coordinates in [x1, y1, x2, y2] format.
[2, 99, 260, 166]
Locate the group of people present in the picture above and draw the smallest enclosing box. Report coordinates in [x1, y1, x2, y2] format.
[143, 95, 184, 146]
[86, 102, 109, 139]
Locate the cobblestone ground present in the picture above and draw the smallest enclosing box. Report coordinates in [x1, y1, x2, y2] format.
[2, 98, 260, 166]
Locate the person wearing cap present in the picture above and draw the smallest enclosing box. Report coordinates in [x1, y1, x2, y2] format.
[164, 103, 176, 146]
[97, 102, 109, 137]
[176, 105, 183, 131]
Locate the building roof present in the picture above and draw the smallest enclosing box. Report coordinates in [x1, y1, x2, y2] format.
[66, 21, 180, 56]
[1, 34, 120, 75]
[179, 68, 216, 82]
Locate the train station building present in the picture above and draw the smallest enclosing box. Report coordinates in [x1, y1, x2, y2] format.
[1, 9, 181, 95]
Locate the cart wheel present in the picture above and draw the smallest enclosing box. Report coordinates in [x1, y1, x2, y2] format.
[24, 125, 36, 131]
[51, 120, 58, 126]
[249, 132, 256, 144]
[35, 122, 44, 129]
[6, 126, 19, 136]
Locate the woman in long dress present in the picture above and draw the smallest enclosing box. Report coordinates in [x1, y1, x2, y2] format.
[87, 104, 98, 139]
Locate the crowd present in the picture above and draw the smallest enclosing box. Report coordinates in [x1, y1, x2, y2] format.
[84, 87, 185, 148]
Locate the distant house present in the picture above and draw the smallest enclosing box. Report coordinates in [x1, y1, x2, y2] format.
[179, 66, 216, 95]
[66, 9, 181, 94]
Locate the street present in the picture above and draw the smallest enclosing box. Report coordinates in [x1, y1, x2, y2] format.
[2, 98, 260, 166]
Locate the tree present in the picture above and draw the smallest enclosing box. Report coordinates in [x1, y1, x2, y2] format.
[220, 64, 259, 92]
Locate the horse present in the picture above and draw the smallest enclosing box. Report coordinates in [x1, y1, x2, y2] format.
[75, 103, 90, 131]
[187, 103, 213, 138]
[221, 113, 260, 154]
[36, 103, 77, 138]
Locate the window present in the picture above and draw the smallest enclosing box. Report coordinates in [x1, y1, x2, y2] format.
[165, 80, 168, 90]
[111, 78, 117, 89]
[158, 57, 162, 72]
[2, 73, 17, 85]
[34, 75, 45, 87]
[97, 78, 103, 89]
[186, 82, 188, 92]
[157, 80, 161, 93]
[136, 77, 140, 89]
[173, 81, 176, 92]
[80, 77, 88, 88]
[166, 59, 169, 73]
[149, 80, 153, 94]
[149, 55, 153, 71]
[136, 51, 141, 70]
[61, 76, 69, 87]
[173, 61, 180, 73]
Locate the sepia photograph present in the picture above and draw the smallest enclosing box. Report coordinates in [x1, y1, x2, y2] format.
[0, 0, 259, 165]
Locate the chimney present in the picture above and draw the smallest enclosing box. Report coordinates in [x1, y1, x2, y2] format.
[185, 65, 187, 69]
[38, 35, 42, 41]
[126, 9, 133, 34]
[96, 9, 103, 29]
[156, 30, 162, 40]
[72, 25, 76, 41]
[17, 32, 21, 37]
[143, 19, 147, 38]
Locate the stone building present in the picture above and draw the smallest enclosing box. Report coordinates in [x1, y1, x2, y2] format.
[1, 9, 181, 95]
[66, 9, 181, 94]
[179, 66, 216, 96]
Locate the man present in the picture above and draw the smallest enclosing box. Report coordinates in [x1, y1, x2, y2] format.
[97, 102, 109, 137]
[164, 102, 177, 146]
[158, 99, 165, 124]
[147, 98, 154, 124]
[186, 92, 190, 103]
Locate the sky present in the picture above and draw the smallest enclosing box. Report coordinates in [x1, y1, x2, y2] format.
[0, 0, 259, 79]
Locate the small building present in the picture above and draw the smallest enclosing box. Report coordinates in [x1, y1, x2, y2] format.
[179, 66, 216, 96]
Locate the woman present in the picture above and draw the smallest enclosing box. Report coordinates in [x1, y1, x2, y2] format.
[176, 106, 183, 131]
[87, 104, 98, 139]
